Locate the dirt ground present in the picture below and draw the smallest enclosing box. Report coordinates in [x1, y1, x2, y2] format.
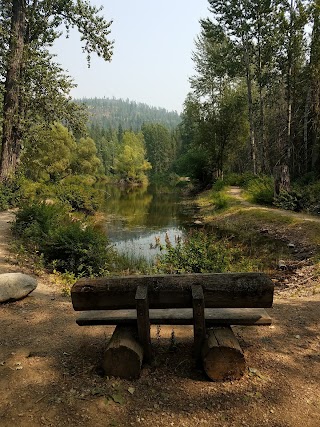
[1, 209, 320, 427]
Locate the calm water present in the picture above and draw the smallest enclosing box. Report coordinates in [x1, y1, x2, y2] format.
[102, 185, 197, 262]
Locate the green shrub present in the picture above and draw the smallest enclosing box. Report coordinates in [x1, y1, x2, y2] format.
[273, 190, 303, 211]
[156, 231, 259, 274]
[13, 202, 113, 276]
[212, 179, 226, 192]
[0, 178, 23, 210]
[43, 222, 112, 276]
[13, 202, 65, 241]
[19, 179, 54, 202]
[300, 182, 320, 214]
[55, 183, 102, 214]
[224, 172, 256, 188]
[246, 176, 274, 205]
[211, 191, 229, 211]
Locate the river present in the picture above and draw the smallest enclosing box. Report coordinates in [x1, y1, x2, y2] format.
[102, 185, 197, 262]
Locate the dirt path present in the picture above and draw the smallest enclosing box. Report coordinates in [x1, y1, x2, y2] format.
[227, 186, 320, 223]
[0, 209, 320, 427]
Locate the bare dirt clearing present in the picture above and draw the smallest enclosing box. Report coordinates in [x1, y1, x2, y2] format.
[0, 208, 320, 427]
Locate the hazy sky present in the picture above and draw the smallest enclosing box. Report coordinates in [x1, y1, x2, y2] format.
[51, 0, 210, 113]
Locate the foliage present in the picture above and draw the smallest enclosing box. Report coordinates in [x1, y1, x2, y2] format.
[211, 191, 229, 211]
[0, 0, 113, 180]
[0, 178, 23, 210]
[71, 137, 101, 176]
[114, 131, 152, 184]
[273, 190, 303, 211]
[12, 202, 113, 276]
[174, 148, 210, 182]
[156, 230, 260, 274]
[246, 176, 274, 205]
[43, 221, 111, 276]
[224, 172, 256, 188]
[177, 0, 320, 188]
[21, 123, 76, 182]
[141, 123, 176, 175]
[55, 183, 102, 215]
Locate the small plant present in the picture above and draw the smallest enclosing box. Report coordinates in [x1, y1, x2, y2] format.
[211, 191, 229, 211]
[51, 270, 77, 296]
[246, 176, 274, 205]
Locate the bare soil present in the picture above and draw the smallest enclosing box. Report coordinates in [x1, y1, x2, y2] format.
[1, 208, 320, 427]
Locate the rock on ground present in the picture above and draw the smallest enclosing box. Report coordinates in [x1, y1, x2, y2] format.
[0, 273, 37, 303]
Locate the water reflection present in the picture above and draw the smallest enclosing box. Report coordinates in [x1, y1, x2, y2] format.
[102, 185, 195, 261]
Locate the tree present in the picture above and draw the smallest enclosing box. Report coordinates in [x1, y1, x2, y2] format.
[207, 0, 258, 174]
[0, 0, 113, 180]
[114, 131, 152, 184]
[309, 0, 320, 172]
[22, 122, 76, 182]
[141, 123, 175, 175]
[71, 137, 101, 176]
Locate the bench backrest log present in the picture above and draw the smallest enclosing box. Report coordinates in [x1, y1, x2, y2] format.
[71, 273, 274, 311]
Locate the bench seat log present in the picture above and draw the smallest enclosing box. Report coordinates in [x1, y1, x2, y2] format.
[75, 308, 272, 327]
[71, 273, 274, 311]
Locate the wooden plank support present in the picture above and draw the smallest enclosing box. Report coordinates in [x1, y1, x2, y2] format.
[135, 285, 152, 363]
[192, 285, 206, 361]
[102, 325, 143, 379]
[202, 326, 246, 381]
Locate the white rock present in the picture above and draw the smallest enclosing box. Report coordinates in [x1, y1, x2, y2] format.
[0, 273, 37, 303]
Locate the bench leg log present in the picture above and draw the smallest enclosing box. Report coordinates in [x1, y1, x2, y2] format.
[202, 326, 246, 381]
[102, 325, 143, 379]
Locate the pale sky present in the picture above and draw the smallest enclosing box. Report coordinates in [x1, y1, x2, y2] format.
[51, 0, 210, 113]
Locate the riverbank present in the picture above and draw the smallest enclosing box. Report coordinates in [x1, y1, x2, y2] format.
[1, 205, 320, 427]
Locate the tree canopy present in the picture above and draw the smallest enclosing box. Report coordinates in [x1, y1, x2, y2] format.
[0, 0, 113, 180]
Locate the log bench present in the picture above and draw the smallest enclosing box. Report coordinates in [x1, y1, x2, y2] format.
[71, 273, 274, 381]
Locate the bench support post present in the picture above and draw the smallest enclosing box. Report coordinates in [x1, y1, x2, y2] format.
[135, 285, 152, 363]
[192, 285, 206, 361]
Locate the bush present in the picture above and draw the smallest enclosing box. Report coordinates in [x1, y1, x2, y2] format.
[19, 179, 54, 202]
[55, 183, 102, 214]
[43, 222, 112, 276]
[246, 176, 274, 205]
[0, 178, 23, 210]
[156, 231, 259, 274]
[211, 191, 229, 211]
[13, 202, 65, 241]
[212, 179, 226, 192]
[300, 182, 320, 214]
[13, 202, 113, 276]
[273, 190, 303, 211]
[224, 172, 256, 188]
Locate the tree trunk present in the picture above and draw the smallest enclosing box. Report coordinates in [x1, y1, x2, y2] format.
[243, 36, 257, 175]
[102, 325, 143, 379]
[274, 164, 291, 196]
[309, 0, 320, 171]
[202, 326, 246, 381]
[0, 0, 26, 181]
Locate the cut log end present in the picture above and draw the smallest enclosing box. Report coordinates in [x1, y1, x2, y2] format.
[202, 327, 246, 381]
[102, 325, 144, 379]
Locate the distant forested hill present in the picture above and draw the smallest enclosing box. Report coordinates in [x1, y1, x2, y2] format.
[76, 97, 181, 131]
